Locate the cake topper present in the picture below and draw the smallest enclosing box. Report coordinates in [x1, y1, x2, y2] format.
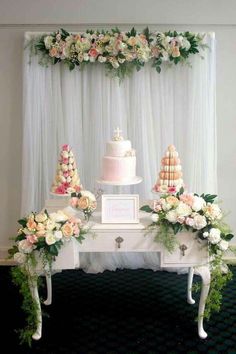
[112, 127, 124, 141]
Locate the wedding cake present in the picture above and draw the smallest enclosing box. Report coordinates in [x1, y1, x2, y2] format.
[51, 144, 82, 195]
[102, 128, 137, 182]
[153, 145, 183, 193]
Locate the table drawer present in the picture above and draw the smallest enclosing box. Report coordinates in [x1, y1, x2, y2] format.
[79, 230, 162, 252]
[162, 232, 208, 267]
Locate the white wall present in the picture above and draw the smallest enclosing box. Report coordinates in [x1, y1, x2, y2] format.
[0, 0, 236, 252]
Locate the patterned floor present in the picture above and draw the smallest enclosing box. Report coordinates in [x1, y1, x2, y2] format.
[1, 266, 236, 354]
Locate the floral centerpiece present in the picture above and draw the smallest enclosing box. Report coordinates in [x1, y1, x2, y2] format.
[30, 28, 207, 80]
[69, 190, 97, 220]
[8, 209, 89, 345]
[141, 187, 234, 319]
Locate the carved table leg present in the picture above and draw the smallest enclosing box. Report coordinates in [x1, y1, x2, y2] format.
[29, 276, 42, 340]
[194, 265, 211, 339]
[44, 271, 52, 306]
[187, 267, 195, 304]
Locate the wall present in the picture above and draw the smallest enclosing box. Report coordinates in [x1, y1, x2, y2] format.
[0, 0, 236, 252]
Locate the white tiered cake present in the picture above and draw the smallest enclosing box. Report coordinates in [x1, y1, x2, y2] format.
[101, 128, 137, 183]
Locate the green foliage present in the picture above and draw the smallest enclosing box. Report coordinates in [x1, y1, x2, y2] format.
[140, 205, 153, 213]
[11, 265, 39, 346]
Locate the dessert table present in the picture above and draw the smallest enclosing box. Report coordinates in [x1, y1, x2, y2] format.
[31, 200, 210, 341]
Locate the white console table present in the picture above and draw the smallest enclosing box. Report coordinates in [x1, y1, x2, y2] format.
[31, 202, 210, 341]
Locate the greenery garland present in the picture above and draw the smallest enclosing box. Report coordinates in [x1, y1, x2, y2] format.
[141, 187, 234, 320]
[28, 28, 207, 79]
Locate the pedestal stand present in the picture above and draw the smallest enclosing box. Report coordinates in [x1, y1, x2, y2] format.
[96, 176, 143, 194]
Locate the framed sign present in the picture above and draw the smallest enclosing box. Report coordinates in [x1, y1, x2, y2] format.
[101, 194, 139, 224]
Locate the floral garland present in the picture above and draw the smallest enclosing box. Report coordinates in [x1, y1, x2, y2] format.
[30, 28, 207, 79]
[8, 209, 90, 345]
[141, 187, 234, 319]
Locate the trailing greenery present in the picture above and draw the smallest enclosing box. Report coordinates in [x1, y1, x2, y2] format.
[11, 260, 39, 346]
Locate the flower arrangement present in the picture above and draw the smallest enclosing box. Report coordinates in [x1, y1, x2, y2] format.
[141, 188, 233, 253]
[8, 209, 89, 345]
[69, 190, 97, 220]
[31, 28, 207, 79]
[141, 187, 234, 319]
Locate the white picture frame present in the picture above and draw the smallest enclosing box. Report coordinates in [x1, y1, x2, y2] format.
[101, 194, 139, 224]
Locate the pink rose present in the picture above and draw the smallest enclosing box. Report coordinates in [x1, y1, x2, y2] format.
[73, 225, 79, 235]
[177, 216, 185, 224]
[63, 171, 69, 177]
[62, 144, 70, 151]
[185, 217, 194, 227]
[70, 198, 78, 208]
[63, 158, 69, 164]
[75, 185, 81, 192]
[55, 185, 66, 194]
[168, 186, 177, 194]
[26, 235, 38, 244]
[89, 48, 99, 58]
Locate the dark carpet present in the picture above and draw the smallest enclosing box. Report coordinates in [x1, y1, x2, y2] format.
[1, 266, 236, 354]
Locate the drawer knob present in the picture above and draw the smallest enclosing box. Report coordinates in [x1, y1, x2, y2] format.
[115, 236, 124, 249]
[179, 244, 188, 256]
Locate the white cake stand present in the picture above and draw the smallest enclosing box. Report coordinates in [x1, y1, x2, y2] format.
[97, 176, 143, 194]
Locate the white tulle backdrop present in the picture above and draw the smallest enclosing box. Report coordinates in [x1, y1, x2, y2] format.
[21, 32, 216, 272]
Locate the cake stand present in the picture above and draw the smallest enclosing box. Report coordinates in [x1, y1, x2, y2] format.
[97, 176, 143, 194]
[50, 192, 71, 199]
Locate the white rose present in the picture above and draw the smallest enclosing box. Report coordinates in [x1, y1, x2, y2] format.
[166, 210, 178, 223]
[14, 252, 27, 264]
[176, 35, 183, 45]
[44, 35, 54, 49]
[60, 176, 66, 183]
[192, 196, 206, 212]
[50, 211, 69, 223]
[45, 232, 57, 245]
[80, 190, 96, 202]
[18, 240, 34, 254]
[204, 203, 222, 220]
[193, 214, 207, 230]
[69, 157, 74, 164]
[208, 228, 221, 244]
[45, 219, 56, 231]
[61, 164, 68, 171]
[176, 202, 192, 217]
[151, 214, 159, 223]
[218, 239, 229, 251]
[182, 37, 191, 50]
[83, 53, 89, 61]
[203, 231, 209, 238]
[62, 151, 69, 158]
[68, 164, 73, 170]
[98, 55, 107, 63]
[54, 230, 63, 240]
[66, 176, 71, 183]
[35, 213, 48, 223]
[69, 151, 74, 158]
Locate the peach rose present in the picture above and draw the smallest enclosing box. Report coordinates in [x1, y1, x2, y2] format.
[172, 46, 180, 58]
[49, 47, 58, 57]
[180, 193, 194, 207]
[77, 196, 90, 210]
[89, 48, 99, 58]
[166, 196, 179, 207]
[26, 219, 37, 231]
[61, 223, 74, 238]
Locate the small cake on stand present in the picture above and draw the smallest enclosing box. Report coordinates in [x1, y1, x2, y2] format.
[152, 144, 184, 195]
[50, 144, 82, 198]
[97, 127, 142, 193]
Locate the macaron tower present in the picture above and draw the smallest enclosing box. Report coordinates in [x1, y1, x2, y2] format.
[153, 145, 183, 194]
[51, 144, 82, 195]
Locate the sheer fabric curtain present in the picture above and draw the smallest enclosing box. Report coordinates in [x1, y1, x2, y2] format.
[22, 32, 216, 272]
